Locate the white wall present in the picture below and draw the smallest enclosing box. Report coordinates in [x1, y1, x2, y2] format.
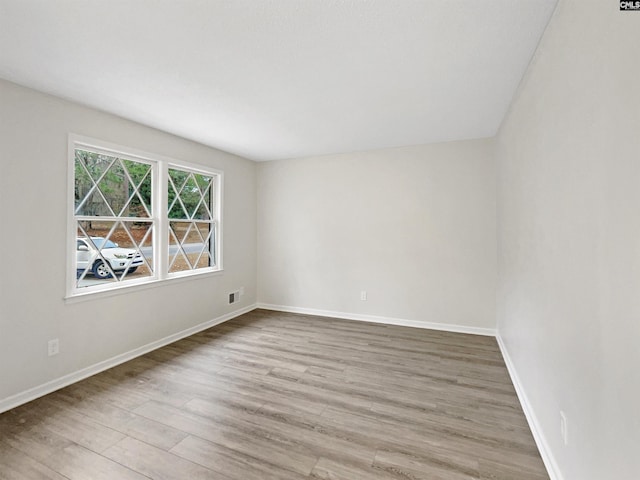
[257, 140, 496, 331]
[496, 1, 640, 479]
[0, 79, 257, 407]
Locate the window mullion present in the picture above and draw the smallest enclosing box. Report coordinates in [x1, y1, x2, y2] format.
[156, 162, 169, 280]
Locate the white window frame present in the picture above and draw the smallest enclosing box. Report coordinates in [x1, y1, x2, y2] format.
[66, 134, 223, 300]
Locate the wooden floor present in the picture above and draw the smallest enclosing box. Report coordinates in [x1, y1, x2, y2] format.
[0, 309, 549, 480]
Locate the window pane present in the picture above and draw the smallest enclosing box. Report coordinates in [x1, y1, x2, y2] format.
[75, 150, 151, 218]
[75, 219, 153, 288]
[195, 222, 214, 267]
[168, 221, 212, 273]
[169, 221, 196, 272]
[168, 168, 213, 220]
[122, 159, 152, 217]
[168, 169, 189, 219]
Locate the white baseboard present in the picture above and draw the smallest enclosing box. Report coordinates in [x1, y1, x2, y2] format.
[256, 303, 496, 336]
[0, 303, 257, 414]
[496, 334, 564, 480]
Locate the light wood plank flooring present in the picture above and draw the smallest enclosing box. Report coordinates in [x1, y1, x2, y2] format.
[0, 309, 549, 479]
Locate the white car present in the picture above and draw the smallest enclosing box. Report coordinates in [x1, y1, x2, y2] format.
[77, 237, 144, 279]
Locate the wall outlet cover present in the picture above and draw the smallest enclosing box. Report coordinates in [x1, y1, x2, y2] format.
[48, 339, 60, 356]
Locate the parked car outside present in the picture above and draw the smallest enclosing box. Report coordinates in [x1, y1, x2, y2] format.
[77, 237, 144, 279]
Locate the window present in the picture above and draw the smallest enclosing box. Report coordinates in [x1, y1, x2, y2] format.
[167, 167, 217, 274]
[68, 136, 222, 297]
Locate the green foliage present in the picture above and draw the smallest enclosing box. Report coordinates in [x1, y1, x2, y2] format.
[75, 150, 212, 221]
[122, 159, 152, 217]
[75, 150, 152, 218]
[168, 169, 212, 219]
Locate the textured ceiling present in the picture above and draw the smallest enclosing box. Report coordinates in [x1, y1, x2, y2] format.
[0, 0, 557, 161]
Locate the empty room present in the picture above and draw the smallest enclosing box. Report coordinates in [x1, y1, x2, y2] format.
[0, 1, 638, 479]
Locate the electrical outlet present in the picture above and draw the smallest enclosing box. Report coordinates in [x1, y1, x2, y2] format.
[560, 411, 568, 445]
[360, 290, 367, 301]
[48, 339, 59, 357]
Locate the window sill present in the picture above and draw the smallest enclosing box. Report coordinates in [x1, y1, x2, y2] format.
[64, 268, 224, 304]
